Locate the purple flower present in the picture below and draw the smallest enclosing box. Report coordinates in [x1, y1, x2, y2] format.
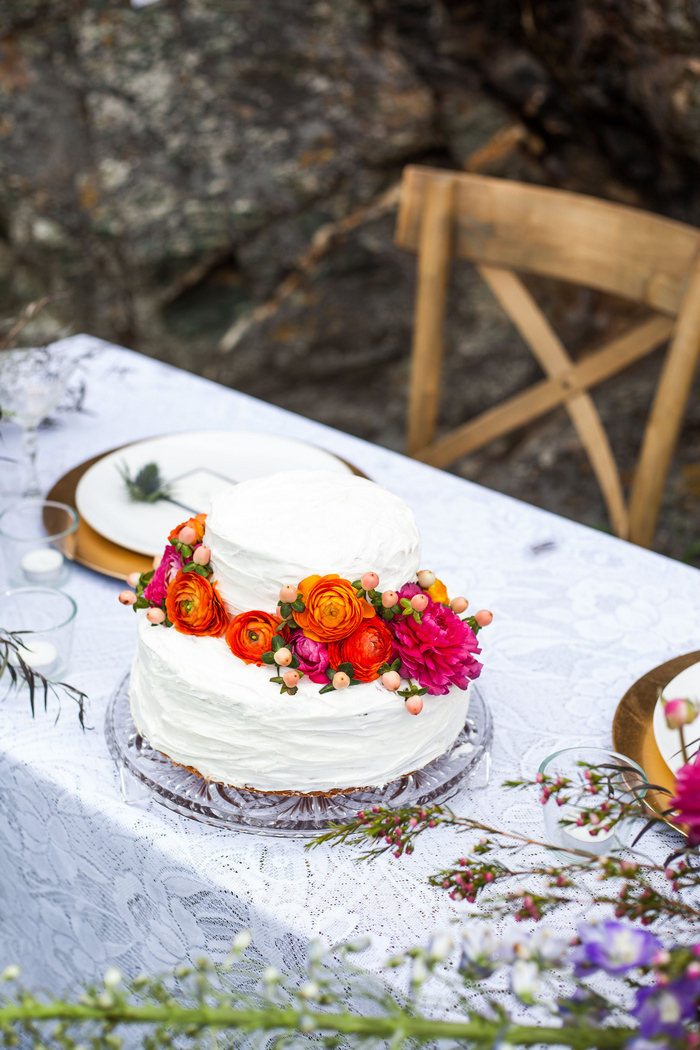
[633, 979, 700, 1039]
[572, 922, 661, 977]
[390, 584, 482, 696]
[288, 631, 330, 684]
[144, 544, 182, 606]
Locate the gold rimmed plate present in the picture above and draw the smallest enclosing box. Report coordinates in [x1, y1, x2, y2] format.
[47, 439, 368, 581]
[612, 651, 700, 835]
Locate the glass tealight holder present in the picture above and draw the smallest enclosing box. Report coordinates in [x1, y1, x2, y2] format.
[0, 499, 78, 588]
[538, 746, 648, 856]
[1, 587, 77, 681]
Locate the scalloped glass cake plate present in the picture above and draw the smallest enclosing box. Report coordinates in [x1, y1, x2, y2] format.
[105, 671, 493, 838]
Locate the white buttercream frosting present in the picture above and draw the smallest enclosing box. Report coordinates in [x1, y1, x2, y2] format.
[204, 469, 421, 613]
[129, 469, 471, 793]
[130, 610, 471, 792]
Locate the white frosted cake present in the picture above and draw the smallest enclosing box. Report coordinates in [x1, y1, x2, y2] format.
[122, 470, 487, 794]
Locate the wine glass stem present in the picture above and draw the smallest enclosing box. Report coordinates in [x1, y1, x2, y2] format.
[22, 426, 40, 497]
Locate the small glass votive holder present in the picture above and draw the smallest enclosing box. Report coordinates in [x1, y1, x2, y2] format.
[0, 499, 78, 588]
[1, 587, 77, 681]
[538, 746, 648, 855]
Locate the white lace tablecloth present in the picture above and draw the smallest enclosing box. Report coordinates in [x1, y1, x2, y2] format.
[0, 336, 695, 990]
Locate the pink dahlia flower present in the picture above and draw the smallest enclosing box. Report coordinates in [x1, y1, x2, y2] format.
[288, 630, 330, 684]
[671, 754, 700, 845]
[144, 544, 182, 606]
[391, 583, 482, 696]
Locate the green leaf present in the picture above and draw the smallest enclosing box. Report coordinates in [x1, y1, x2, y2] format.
[319, 683, 335, 694]
[351, 580, 363, 590]
[391, 658, 401, 672]
[287, 685, 298, 696]
[289, 655, 300, 669]
[399, 598, 411, 608]
[280, 602, 291, 618]
[291, 599, 305, 613]
[269, 675, 283, 684]
[261, 651, 275, 665]
[271, 635, 284, 652]
[134, 598, 149, 610]
[339, 662, 354, 677]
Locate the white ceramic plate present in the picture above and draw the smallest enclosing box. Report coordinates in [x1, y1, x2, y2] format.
[75, 430, 356, 556]
[653, 660, 700, 775]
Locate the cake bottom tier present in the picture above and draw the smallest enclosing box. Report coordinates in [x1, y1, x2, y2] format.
[129, 611, 472, 794]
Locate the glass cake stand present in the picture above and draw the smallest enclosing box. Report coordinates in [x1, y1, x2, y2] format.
[105, 671, 493, 838]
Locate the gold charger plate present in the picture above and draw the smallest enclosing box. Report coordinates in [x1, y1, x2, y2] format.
[612, 651, 700, 835]
[47, 443, 368, 581]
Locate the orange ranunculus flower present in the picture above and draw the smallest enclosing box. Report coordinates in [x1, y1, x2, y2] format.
[168, 513, 207, 545]
[328, 617, 396, 683]
[294, 573, 375, 643]
[226, 610, 284, 665]
[426, 578, 450, 605]
[165, 570, 228, 636]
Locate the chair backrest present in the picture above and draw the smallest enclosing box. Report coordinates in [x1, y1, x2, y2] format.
[395, 165, 700, 547]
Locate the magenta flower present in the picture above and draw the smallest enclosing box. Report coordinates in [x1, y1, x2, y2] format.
[288, 631, 330, 684]
[671, 755, 700, 845]
[390, 583, 482, 696]
[144, 544, 182, 606]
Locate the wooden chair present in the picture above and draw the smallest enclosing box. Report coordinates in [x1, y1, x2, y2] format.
[395, 165, 700, 547]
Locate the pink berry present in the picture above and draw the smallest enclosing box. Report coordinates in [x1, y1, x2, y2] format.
[381, 670, 401, 691]
[406, 696, 423, 715]
[450, 596, 468, 614]
[381, 590, 399, 608]
[193, 545, 211, 566]
[333, 671, 350, 690]
[410, 593, 429, 612]
[147, 607, 166, 624]
[475, 609, 493, 627]
[152, 554, 163, 570]
[178, 525, 197, 545]
[119, 590, 136, 605]
[273, 647, 293, 666]
[126, 571, 141, 588]
[416, 569, 436, 589]
[361, 572, 379, 591]
[279, 584, 297, 603]
[283, 669, 300, 688]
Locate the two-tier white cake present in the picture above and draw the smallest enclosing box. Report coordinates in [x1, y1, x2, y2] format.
[127, 470, 480, 794]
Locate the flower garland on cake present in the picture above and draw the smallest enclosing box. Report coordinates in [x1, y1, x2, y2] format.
[119, 515, 492, 715]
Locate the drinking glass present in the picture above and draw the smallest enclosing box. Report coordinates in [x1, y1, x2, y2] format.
[0, 500, 78, 588]
[0, 346, 78, 497]
[538, 746, 648, 855]
[0, 587, 77, 680]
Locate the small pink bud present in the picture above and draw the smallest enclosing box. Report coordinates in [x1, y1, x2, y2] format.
[416, 569, 436, 589]
[279, 584, 297, 603]
[410, 593, 429, 612]
[381, 590, 399, 608]
[147, 607, 166, 624]
[273, 647, 293, 666]
[119, 590, 136, 605]
[381, 670, 401, 691]
[178, 525, 197, 545]
[361, 571, 379, 591]
[450, 596, 468, 614]
[283, 669, 300, 688]
[152, 554, 163, 570]
[126, 571, 141, 588]
[475, 609, 493, 627]
[687, 961, 700, 978]
[406, 696, 423, 715]
[193, 545, 211, 566]
[651, 950, 671, 967]
[333, 671, 350, 690]
[663, 697, 698, 730]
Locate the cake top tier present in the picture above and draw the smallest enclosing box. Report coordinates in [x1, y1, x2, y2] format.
[205, 469, 421, 613]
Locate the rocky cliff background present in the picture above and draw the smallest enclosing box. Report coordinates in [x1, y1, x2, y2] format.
[2, 0, 700, 557]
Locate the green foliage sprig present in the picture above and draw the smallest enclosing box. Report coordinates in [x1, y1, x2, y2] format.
[117, 461, 173, 504]
[0, 627, 87, 727]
